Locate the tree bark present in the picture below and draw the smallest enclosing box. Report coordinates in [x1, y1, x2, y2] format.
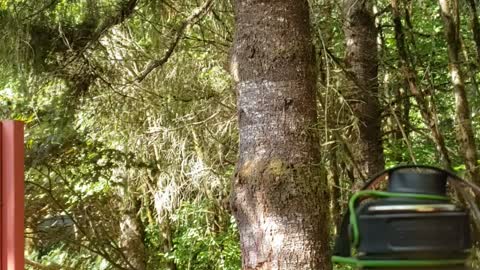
[466, 0, 480, 65]
[439, 0, 480, 181]
[343, 0, 385, 179]
[329, 145, 342, 227]
[230, 0, 331, 269]
[465, 0, 480, 107]
[120, 196, 147, 270]
[392, 0, 452, 168]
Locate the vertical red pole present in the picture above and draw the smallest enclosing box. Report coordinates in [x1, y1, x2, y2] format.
[1, 121, 24, 270]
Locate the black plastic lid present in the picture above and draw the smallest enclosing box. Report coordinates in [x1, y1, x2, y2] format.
[387, 168, 447, 196]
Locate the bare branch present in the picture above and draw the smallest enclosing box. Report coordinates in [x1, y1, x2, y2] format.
[23, 0, 60, 21]
[25, 258, 73, 270]
[136, 0, 215, 82]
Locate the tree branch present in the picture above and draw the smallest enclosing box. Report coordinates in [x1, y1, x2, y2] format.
[94, 0, 139, 40]
[374, 4, 391, 17]
[136, 0, 215, 82]
[24, 0, 60, 21]
[25, 258, 71, 270]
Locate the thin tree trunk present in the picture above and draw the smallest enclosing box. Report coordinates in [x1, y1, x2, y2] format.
[465, 0, 480, 109]
[317, 0, 334, 87]
[161, 214, 177, 270]
[343, 0, 385, 179]
[392, 0, 452, 168]
[230, 0, 331, 269]
[330, 145, 342, 227]
[460, 34, 480, 110]
[316, 0, 342, 227]
[466, 0, 480, 64]
[120, 196, 147, 270]
[439, 0, 480, 181]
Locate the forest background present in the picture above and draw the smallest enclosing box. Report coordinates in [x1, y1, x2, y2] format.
[1, 0, 480, 269]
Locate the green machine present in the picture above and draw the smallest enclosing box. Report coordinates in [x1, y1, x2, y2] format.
[332, 165, 480, 270]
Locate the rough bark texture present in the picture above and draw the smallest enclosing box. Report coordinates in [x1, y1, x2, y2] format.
[230, 0, 331, 269]
[343, 0, 385, 179]
[392, 0, 452, 168]
[329, 146, 342, 227]
[120, 198, 147, 270]
[439, 0, 480, 181]
[467, 0, 480, 65]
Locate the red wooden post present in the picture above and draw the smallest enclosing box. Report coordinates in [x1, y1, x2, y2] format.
[1, 121, 24, 270]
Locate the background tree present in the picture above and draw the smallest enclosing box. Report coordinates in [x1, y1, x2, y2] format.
[439, 0, 480, 181]
[342, 0, 384, 182]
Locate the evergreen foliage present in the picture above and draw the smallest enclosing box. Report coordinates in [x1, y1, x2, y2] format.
[1, 0, 479, 269]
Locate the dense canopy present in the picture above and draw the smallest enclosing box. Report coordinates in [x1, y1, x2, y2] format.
[1, 0, 480, 269]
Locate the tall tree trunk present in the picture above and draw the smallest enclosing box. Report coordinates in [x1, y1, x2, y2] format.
[466, 0, 480, 65]
[120, 194, 146, 270]
[230, 0, 331, 269]
[465, 0, 480, 108]
[392, 0, 452, 168]
[343, 0, 385, 179]
[439, 0, 480, 181]
[329, 145, 342, 227]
